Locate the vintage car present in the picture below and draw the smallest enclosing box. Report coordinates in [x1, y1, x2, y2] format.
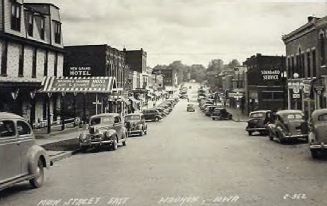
[308, 109, 327, 158]
[143, 109, 162, 122]
[267, 110, 308, 143]
[79, 113, 127, 151]
[124, 113, 147, 136]
[187, 104, 195, 112]
[211, 108, 232, 120]
[0, 112, 51, 191]
[246, 110, 272, 135]
[205, 106, 217, 116]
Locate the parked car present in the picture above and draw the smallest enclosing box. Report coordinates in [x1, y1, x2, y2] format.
[267, 110, 308, 143]
[143, 109, 162, 122]
[79, 113, 127, 151]
[156, 107, 168, 117]
[211, 108, 232, 120]
[308, 109, 327, 158]
[0, 112, 51, 191]
[124, 113, 147, 136]
[246, 110, 272, 136]
[187, 104, 195, 112]
[205, 106, 217, 116]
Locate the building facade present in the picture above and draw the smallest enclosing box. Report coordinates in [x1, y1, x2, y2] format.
[243, 54, 286, 113]
[282, 16, 327, 118]
[0, 0, 64, 127]
[63, 45, 128, 118]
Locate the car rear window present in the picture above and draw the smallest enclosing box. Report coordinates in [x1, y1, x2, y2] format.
[250, 113, 264, 118]
[318, 114, 327, 121]
[90, 116, 114, 125]
[125, 115, 141, 121]
[0, 120, 16, 138]
[286, 114, 303, 120]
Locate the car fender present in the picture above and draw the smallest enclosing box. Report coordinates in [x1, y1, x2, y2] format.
[105, 129, 118, 139]
[27, 145, 50, 175]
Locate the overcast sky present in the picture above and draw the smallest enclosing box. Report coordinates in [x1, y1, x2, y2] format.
[27, 0, 327, 67]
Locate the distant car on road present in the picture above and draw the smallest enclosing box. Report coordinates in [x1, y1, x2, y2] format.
[267, 110, 308, 143]
[187, 104, 195, 112]
[79, 113, 127, 151]
[211, 108, 232, 120]
[246, 110, 272, 136]
[124, 113, 147, 136]
[143, 109, 162, 122]
[0, 112, 51, 191]
[308, 109, 327, 158]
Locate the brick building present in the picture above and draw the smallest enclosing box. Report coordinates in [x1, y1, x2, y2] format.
[243, 54, 286, 113]
[282, 16, 327, 118]
[63, 45, 128, 118]
[0, 0, 64, 126]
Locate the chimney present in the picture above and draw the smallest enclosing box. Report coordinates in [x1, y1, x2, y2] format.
[308, 16, 315, 22]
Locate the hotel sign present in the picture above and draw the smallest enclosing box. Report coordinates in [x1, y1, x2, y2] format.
[69, 66, 92, 76]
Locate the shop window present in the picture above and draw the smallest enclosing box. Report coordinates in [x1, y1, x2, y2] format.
[1, 42, 8, 76]
[53, 21, 61, 44]
[11, 2, 21, 31]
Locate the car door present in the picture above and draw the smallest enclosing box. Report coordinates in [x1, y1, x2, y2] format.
[113, 116, 123, 140]
[0, 120, 21, 183]
[17, 120, 35, 175]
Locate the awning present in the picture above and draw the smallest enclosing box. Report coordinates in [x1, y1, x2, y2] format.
[39, 76, 117, 93]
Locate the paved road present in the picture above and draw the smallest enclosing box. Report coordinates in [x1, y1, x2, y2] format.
[1, 84, 327, 206]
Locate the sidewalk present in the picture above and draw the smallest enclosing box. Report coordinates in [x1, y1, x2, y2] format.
[227, 107, 249, 122]
[34, 127, 86, 162]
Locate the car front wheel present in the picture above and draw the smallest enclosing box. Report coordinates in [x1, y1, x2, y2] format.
[112, 137, 118, 150]
[30, 159, 45, 188]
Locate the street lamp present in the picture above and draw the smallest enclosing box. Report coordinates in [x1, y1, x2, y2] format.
[281, 71, 288, 109]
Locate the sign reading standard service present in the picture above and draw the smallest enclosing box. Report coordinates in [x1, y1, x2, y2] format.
[261, 70, 280, 80]
[69, 66, 92, 76]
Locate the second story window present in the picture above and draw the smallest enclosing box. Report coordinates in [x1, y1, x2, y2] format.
[1, 42, 8, 76]
[18, 44, 24, 77]
[11, 2, 21, 31]
[40, 17, 45, 40]
[54, 21, 61, 44]
[27, 13, 33, 36]
[44, 51, 48, 76]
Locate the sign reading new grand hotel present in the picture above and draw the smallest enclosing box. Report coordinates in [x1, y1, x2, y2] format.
[69, 66, 92, 76]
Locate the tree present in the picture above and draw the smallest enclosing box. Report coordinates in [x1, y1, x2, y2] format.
[207, 59, 224, 73]
[228, 59, 241, 68]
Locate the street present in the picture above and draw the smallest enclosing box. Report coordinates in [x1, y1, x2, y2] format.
[1, 85, 327, 206]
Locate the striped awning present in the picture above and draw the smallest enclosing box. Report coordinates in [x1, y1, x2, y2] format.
[40, 76, 117, 93]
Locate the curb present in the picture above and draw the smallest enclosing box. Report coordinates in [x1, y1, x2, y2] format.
[49, 149, 80, 163]
[35, 127, 83, 139]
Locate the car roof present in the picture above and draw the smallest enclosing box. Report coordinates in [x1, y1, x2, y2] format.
[91, 113, 120, 119]
[311, 109, 327, 120]
[0, 112, 25, 120]
[125, 113, 143, 116]
[276, 110, 303, 115]
[250, 110, 271, 114]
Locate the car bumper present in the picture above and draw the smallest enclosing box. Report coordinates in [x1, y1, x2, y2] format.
[128, 130, 142, 135]
[246, 127, 267, 131]
[284, 134, 308, 139]
[80, 140, 113, 147]
[310, 143, 327, 150]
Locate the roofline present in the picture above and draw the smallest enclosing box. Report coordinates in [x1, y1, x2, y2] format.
[23, 3, 60, 10]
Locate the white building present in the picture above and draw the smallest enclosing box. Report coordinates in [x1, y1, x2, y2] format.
[0, 0, 64, 127]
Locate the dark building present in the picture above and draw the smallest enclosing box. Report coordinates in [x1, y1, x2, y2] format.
[63, 45, 129, 119]
[282, 15, 327, 118]
[123, 48, 147, 74]
[243, 53, 286, 113]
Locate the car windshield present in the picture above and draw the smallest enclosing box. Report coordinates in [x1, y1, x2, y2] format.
[286, 113, 304, 120]
[250, 112, 265, 118]
[90, 116, 114, 125]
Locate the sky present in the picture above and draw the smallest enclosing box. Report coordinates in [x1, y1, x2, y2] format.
[26, 0, 327, 67]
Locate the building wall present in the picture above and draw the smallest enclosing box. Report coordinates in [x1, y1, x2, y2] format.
[7, 42, 20, 77]
[24, 45, 33, 78]
[0, 0, 3, 31]
[36, 48, 45, 78]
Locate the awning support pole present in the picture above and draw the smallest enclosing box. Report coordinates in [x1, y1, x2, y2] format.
[47, 94, 51, 134]
[95, 93, 98, 115]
